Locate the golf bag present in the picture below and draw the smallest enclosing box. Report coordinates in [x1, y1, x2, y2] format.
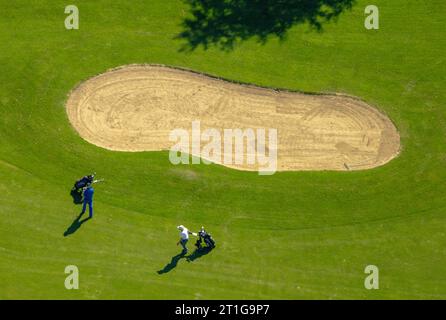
[73, 173, 95, 193]
[195, 227, 216, 249]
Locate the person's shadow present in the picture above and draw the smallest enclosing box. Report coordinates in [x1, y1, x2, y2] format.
[186, 246, 213, 262]
[157, 251, 187, 274]
[157, 246, 214, 274]
[63, 212, 90, 237]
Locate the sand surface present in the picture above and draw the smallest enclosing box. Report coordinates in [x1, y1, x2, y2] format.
[66, 65, 400, 171]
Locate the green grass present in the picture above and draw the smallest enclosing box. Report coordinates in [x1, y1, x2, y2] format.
[0, 0, 445, 299]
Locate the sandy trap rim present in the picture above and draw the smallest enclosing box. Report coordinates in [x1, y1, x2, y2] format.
[67, 63, 398, 104]
[65, 63, 402, 171]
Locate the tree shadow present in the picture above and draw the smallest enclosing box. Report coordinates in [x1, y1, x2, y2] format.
[63, 212, 91, 237]
[177, 0, 356, 51]
[157, 251, 188, 274]
[70, 189, 83, 205]
[186, 246, 213, 262]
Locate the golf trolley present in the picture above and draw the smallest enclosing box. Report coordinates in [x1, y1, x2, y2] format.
[194, 227, 216, 250]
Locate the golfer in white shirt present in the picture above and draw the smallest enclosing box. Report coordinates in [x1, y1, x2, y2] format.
[177, 225, 196, 253]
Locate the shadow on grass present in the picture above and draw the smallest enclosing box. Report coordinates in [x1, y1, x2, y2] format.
[157, 251, 188, 274]
[177, 0, 356, 51]
[63, 212, 91, 237]
[157, 247, 214, 274]
[186, 246, 213, 262]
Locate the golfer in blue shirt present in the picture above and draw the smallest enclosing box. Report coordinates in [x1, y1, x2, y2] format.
[81, 186, 94, 218]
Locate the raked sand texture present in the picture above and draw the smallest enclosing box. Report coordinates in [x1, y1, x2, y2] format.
[66, 65, 400, 171]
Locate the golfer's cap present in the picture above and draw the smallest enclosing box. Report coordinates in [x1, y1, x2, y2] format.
[177, 225, 184, 230]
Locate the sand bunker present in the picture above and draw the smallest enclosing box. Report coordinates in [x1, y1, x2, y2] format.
[66, 65, 400, 171]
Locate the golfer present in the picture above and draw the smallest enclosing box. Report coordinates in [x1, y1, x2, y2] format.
[177, 225, 196, 254]
[81, 185, 94, 218]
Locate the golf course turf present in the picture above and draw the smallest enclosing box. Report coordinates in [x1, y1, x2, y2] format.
[0, 0, 445, 299]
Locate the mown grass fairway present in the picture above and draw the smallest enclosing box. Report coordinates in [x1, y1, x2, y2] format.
[0, 0, 445, 299]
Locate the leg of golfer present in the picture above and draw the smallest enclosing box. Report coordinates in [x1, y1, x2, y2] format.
[180, 239, 188, 252]
[81, 186, 94, 218]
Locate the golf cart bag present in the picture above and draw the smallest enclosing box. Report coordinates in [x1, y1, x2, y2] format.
[195, 227, 216, 250]
[73, 173, 95, 193]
